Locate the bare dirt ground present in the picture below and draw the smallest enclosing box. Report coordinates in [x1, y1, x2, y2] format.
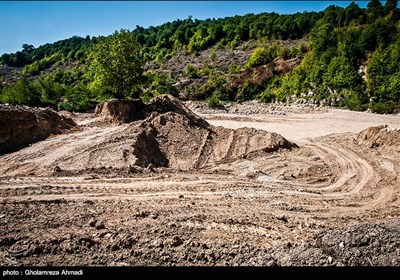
[1, 99, 399, 266]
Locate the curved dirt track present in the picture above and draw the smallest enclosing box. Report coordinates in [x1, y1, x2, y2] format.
[1, 104, 399, 266]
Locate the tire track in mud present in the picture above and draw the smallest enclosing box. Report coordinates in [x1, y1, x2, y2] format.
[0, 138, 393, 217]
[270, 140, 393, 215]
[0, 141, 392, 220]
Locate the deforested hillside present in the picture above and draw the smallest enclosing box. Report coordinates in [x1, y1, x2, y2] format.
[0, 0, 399, 113]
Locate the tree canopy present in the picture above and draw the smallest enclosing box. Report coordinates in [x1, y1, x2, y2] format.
[88, 29, 144, 99]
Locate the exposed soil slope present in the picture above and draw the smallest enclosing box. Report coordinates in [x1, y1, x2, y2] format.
[0, 105, 76, 155]
[356, 125, 400, 148]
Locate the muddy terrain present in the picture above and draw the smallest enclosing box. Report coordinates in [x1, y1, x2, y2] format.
[1, 96, 399, 266]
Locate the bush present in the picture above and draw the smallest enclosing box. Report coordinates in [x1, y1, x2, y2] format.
[260, 89, 275, 103]
[339, 89, 366, 111]
[184, 64, 199, 78]
[236, 81, 263, 101]
[245, 44, 278, 68]
[368, 102, 396, 114]
[207, 94, 221, 107]
[0, 79, 41, 106]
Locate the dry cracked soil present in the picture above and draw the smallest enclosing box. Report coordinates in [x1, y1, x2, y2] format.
[1, 96, 399, 266]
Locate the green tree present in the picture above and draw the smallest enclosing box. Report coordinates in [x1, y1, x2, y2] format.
[367, 0, 383, 21]
[88, 29, 144, 99]
[384, 0, 398, 14]
[22, 44, 35, 52]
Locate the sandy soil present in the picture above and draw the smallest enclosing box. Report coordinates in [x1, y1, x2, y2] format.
[200, 107, 400, 142]
[1, 102, 399, 266]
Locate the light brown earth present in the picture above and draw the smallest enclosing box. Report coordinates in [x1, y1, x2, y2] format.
[1, 98, 399, 266]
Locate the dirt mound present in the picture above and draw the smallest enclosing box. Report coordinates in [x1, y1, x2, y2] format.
[356, 125, 400, 148]
[94, 99, 145, 124]
[94, 95, 207, 128]
[0, 105, 76, 155]
[144, 112, 296, 170]
[34, 95, 296, 174]
[144, 95, 209, 128]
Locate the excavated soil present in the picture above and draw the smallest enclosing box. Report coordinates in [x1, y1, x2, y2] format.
[0, 105, 76, 156]
[356, 125, 400, 148]
[0, 97, 399, 266]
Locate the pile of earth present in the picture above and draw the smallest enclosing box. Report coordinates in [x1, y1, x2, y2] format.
[356, 125, 400, 148]
[58, 95, 297, 174]
[94, 99, 145, 124]
[0, 105, 76, 155]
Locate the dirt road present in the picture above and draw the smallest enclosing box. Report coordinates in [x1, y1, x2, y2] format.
[1, 103, 399, 266]
[201, 107, 400, 142]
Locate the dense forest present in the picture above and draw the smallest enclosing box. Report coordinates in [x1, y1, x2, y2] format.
[0, 0, 399, 113]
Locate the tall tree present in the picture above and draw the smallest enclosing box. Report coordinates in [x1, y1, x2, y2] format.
[88, 29, 144, 99]
[384, 0, 398, 12]
[367, 0, 383, 21]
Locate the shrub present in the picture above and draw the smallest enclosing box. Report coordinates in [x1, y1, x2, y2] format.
[245, 44, 278, 68]
[184, 64, 199, 78]
[207, 94, 221, 107]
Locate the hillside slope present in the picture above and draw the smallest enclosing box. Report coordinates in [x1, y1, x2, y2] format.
[0, 1, 399, 113]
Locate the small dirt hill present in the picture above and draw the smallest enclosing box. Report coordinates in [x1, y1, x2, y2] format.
[356, 125, 400, 148]
[0, 105, 76, 155]
[59, 95, 296, 173]
[94, 99, 145, 124]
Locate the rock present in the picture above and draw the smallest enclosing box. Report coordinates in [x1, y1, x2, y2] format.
[62, 243, 74, 254]
[88, 218, 97, 227]
[51, 166, 62, 174]
[150, 213, 158, 219]
[179, 194, 184, 199]
[95, 221, 105, 230]
[0, 237, 16, 246]
[171, 236, 183, 247]
[147, 163, 155, 171]
[28, 244, 43, 255]
[266, 259, 278, 266]
[110, 244, 120, 251]
[276, 215, 288, 223]
[79, 237, 96, 248]
[134, 211, 150, 218]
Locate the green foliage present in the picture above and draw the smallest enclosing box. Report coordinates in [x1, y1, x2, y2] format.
[339, 89, 367, 111]
[368, 101, 397, 114]
[210, 49, 217, 66]
[1, 1, 399, 113]
[88, 29, 144, 100]
[1, 36, 92, 67]
[228, 63, 241, 75]
[207, 94, 221, 107]
[58, 84, 98, 112]
[184, 64, 199, 78]
[261, 1, 400, 111]
[236, 81, 264, 102]
[198, 66, 213, 77]
[0, 78, 41, 106]
[245, 44, 278, 68]
[145, 72, 178, 96]
[0, 74, 97, 112]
